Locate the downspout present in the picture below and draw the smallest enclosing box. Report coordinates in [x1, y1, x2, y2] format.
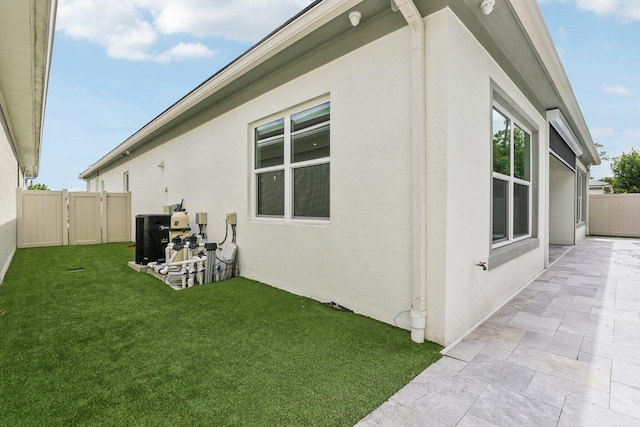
[393, 0, 427, 343]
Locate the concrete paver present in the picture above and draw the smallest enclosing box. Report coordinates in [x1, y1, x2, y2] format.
[357, 237, 640, 426]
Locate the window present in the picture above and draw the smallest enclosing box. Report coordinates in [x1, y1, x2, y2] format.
[254, 101, 330, 220]
[577, 170, 586, 223]
[123, 171, 129, 192]
[492, 107, 532, 247]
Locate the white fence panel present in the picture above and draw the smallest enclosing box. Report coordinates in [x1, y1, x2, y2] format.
[16, 190, 131, 247]
[589, 194, 640, 237]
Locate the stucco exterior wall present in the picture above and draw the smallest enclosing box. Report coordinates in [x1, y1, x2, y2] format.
[89, 8, 580, 346]
[549, 155, 575, 245]
[0, 118, 18, 282]
[88, 28, 417, 330]
[425, 10, 548, 344]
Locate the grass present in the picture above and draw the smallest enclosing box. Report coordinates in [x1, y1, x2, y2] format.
[0, 243, 442, 426]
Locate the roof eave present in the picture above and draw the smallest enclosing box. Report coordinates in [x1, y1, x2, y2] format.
[0, 0, 57, 178]
[79, 0, 364, 180]
[509, 0, 600, 166]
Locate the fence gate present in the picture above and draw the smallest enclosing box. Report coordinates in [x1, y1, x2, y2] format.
[69, 192, 102, 245]
[102, 192, 132, 243]
[16, 189, 131, 248]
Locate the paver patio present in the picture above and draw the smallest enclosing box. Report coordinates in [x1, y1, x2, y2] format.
[357, 237, 640, 426]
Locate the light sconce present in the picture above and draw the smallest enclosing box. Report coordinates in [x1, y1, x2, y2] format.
[480, 0, 495, 15]
[349, 11, 361, 27]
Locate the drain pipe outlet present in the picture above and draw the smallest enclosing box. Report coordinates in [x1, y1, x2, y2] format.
[393, 0, 428, 343]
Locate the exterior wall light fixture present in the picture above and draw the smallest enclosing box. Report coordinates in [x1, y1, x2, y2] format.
[349, 11, 361, 27]
[480, 0, 496, 15]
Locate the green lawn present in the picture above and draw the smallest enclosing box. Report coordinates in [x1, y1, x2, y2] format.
[0, 243, 441, 426]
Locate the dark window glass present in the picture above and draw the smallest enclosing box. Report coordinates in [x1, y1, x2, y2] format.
[492, 178, 509, 243]
[257, 170, 284, 216]
[513, 183, 529, 237]
[292, 124, 329, 163]
[293, 163, 330, 218]
[291, 102, 330, 132]
[492, 109, 511, 176]
[255, 119, 284, 168]
[291, 102, 330, 163]
[514, 126, 531, 181]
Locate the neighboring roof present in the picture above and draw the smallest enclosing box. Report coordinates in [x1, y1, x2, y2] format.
[79, 0, 600, 179]
[590, 179, 614, 193]
[0, 0, 57, 178]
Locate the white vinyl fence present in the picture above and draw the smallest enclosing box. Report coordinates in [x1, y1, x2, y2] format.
[16, 189, 131, 248]
[589, 194, 640, 238]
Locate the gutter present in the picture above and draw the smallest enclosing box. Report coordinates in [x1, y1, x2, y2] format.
[78, 0, 363, 180]
[393, 0, 427, 343]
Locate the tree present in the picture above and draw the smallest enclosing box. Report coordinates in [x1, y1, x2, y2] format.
[610, 149, 640, 193]
[27, 182, 49, 190]
[594, 142, 609, 161]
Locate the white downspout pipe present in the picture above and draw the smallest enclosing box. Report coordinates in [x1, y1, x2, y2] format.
[393, 0, 428, 343]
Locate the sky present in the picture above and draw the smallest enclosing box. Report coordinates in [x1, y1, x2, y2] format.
[37, 0, 640, 190]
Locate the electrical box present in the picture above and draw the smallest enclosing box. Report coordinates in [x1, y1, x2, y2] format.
[163, 205, 171, 214]
[196, 212, 207, 225]
[226, 212, 237, 225]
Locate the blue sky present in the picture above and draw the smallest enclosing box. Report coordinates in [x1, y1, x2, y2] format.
[38, 0, 640, 190]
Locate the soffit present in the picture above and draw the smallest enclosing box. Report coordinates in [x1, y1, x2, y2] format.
[80, 0, 599, 179]
[80, 0, 453, 178]
[440, 0, 599, 165]
[0, 0, 56, 178]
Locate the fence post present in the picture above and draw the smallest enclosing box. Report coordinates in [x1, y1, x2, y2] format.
[101, 191, 108, 244]
[16, 188, 23, 248]
[62, 190, 69, 246]
[126, 191, 132, 242]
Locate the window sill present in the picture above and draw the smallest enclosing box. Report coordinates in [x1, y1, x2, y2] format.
[252, 217, 330, 227]
[488, 238, 540, 270]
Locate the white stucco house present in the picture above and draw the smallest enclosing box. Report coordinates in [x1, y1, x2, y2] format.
[79, 0, 600, 346]
[0, 0, 57, 282]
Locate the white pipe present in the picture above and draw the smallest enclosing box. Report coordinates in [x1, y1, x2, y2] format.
[393, 0, 428, 343]
[181, 264, 187, 289]
[187, 266, 195, 288]
[197, 259, 205, 285]
[165, 243, 173, 267]
[159, 255, 205, 274]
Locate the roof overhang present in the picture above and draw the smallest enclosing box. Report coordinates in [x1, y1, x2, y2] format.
[79, 0, 600, 179]
[0, 0, 57, 178]
[444, 0, 600, 166]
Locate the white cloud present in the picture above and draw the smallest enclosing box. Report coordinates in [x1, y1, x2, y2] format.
[602, 85, 632, 96]
[590, 127, 616, 139]
[538, 0, 640, 22]
[154, 43, 216, 64]
[149, 0, 313, 41]
[56, 0, 313, 62]
[626, 129, 640, 138]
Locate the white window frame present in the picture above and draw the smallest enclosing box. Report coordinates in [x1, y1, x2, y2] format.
[252, 98, 330, 224]
[576, 170, 586, 224]
[492, 103, 533, 249]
